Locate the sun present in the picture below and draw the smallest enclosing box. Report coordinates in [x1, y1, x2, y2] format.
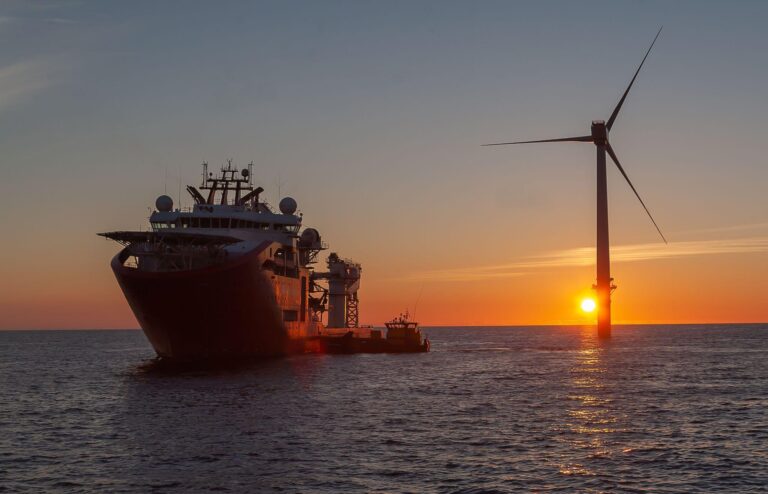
[580, 298, 596, 313]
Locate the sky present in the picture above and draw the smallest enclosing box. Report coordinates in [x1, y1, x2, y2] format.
[0, 0, 766, 329]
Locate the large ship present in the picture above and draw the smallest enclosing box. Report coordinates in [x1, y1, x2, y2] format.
[100, 161, 365, 360]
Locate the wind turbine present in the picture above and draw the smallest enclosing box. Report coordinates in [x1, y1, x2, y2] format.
[484, 27, 666, 338]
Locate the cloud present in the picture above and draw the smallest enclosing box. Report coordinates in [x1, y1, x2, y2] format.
[673, 221, 768, 237]
[601, 237, 768, 263]
[0, 60, 54, 111]
[399, 268, 525, 283]
[0, 16, 16, 28]
[0, 15, 77, 30]
[402, 237, 768, 282]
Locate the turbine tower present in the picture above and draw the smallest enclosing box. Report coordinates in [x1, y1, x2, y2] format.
[484, 28, 667, 338]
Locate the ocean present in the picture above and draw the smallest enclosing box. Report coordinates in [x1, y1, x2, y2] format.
[1, 325, 767, 493]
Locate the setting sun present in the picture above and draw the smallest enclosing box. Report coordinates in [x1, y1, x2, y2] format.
[580, 298, 596, 313]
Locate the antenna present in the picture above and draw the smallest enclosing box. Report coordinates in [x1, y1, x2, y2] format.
[177, 163, 182, 210]
[276, 172, 286, 200]
[412, 284, 424, 322]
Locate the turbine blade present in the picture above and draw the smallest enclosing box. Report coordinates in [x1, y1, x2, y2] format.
[606, 143, 667, 243]
[482, 135, 593, 146]
[606, 26, 663, 131]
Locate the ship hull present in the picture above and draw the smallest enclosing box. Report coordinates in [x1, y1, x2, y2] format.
[111, 246, 321, 360]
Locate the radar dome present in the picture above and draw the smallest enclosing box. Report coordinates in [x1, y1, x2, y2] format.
[155, 195, 173, 212]
[300, 228, 320, 246]
[279, 197, 298, 215]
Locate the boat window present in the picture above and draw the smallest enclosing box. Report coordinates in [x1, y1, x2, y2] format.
[282, 310, 298, 322]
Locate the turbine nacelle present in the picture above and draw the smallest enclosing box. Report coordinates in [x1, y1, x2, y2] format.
[590, 120, 608, 145]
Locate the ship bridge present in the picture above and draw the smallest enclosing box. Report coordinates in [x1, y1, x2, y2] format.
[148, 160, 303, 240]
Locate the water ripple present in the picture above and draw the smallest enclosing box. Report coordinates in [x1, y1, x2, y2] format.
[1, 325, 767, 492]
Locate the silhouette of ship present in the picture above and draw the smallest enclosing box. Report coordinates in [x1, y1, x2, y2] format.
[100, 161, 370, 360]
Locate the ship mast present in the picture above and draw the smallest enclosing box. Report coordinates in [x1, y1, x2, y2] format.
[196, 160, 256, 206]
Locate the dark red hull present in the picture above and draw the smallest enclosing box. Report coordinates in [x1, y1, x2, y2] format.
[317, 334, 430, 354]
[111, 246, 321, 360]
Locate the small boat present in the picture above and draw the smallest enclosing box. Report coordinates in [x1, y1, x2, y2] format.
[318, 311, 429, 354]
[382, 311, 430, 352]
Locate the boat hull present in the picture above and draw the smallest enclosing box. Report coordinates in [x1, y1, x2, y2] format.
[111, 246, 321, 360]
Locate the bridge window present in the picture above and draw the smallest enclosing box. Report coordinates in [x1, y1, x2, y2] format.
[282, 310, 298, 322]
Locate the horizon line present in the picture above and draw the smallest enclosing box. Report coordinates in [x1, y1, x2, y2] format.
[2, 322, 766, 332]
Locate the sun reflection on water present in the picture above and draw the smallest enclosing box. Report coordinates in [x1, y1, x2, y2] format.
[556, 327, 625, 477]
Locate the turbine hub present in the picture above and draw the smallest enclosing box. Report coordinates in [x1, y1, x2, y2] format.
[591, 120, 608, 145]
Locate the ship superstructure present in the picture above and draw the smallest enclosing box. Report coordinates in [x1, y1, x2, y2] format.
[100, 161, 363, 360]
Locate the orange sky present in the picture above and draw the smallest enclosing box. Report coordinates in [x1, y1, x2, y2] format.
[1, 228, 765, 329]
[1, 2, 767, 329]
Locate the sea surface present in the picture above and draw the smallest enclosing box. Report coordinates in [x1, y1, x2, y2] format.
[1, 325, 767, 493]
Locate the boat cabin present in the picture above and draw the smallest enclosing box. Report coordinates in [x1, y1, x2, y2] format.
[149, 160, 301, 238]
[385, 312, 423, 342]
